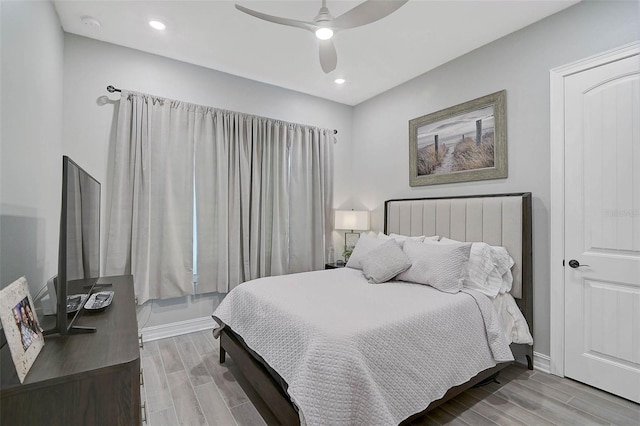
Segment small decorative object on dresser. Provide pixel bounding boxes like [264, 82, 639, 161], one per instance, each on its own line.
[84, 291, 115, 312]
[0, 277, 44, 383]
[409, 90, 507, 186]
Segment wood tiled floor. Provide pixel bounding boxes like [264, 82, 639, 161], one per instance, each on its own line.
[141, 331, 639, 426]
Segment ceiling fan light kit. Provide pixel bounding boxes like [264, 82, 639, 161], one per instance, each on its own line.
[315, 27, 334, 40]
[235, 0, 408, 73]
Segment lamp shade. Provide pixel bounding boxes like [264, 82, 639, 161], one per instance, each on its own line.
[334, 210, 370, 231]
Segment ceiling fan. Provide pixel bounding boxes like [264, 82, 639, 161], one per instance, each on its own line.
[235, 0, 408, 73]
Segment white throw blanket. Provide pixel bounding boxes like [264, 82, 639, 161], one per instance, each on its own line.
[213, 268, 513, 426]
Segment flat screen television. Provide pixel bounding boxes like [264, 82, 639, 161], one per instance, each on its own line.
[55, 156, 102, 334]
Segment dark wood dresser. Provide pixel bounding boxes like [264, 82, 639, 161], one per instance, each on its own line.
[0, 275, 143, 425]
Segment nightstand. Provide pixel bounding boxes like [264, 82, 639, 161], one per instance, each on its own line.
[325, 262, 346, 269]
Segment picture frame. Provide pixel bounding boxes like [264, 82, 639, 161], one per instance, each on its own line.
[409, 90, 507, 186]
[0, 276, 45, 383]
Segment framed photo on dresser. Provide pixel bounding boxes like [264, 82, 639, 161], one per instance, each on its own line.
[0, 276, 44, 383]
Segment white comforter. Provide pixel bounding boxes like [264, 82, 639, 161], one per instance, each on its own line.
[213, 267, 513, 426]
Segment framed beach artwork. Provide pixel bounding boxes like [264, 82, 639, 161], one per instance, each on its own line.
[0, 276, 45, 383]
[409, 90, 507, 186]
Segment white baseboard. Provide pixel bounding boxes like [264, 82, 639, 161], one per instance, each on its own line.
[139, 316, 216, 343]
[533, 351, 551, 374]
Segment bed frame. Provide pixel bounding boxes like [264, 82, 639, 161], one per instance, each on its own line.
[219, 192, 533, 425]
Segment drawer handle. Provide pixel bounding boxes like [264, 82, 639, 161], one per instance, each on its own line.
[140, 368, 144, 387]
[141, 402, 148, 424]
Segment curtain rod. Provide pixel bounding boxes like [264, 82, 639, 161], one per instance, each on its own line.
[106, 85, 337, 135]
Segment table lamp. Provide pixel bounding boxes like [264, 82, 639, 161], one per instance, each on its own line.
[334, 210, 370, 261]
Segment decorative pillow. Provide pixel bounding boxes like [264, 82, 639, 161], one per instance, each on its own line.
[346, 234, 387, 270]
[377, 232, 439, 247]
[396, 240, 471, 293]
[360, 240, 411, 283]
[439, 237, 515, 296]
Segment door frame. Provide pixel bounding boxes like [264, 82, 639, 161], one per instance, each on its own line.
[549, 41, 639, 377]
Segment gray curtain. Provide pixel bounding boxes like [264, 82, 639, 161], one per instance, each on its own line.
[289, 126, 334, 273]
[105, 92, 194, 304]
[106, 91, 334, 300]
[195, 116, 334, 294]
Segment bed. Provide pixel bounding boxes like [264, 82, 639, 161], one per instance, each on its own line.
[213, 192, 533, 425]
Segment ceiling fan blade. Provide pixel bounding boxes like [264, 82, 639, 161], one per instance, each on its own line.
[235, 4, 316, 32]
[319, 39, 337, 74]
[332, 0, 408, 30]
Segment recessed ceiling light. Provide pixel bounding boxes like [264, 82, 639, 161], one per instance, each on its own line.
[315, 27, 334, 40]
[334, 78, 346, 85]
[149, 20, 166, 31]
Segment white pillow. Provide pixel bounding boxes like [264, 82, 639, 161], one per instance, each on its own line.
[346, 234, 386, 270]
[377, 232, 439, 247]
[492, 292, 533, 345]
[439, 238, 515, 297]
[491, 246, 515, 294]
[435, 239, 500, 297]
[360, 240, 411, 283]
[396, 240, 471, 293]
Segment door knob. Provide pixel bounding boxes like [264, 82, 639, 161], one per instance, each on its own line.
[568, 259, 589, 269]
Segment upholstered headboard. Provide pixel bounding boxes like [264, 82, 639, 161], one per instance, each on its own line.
[384, 193, 532, 318]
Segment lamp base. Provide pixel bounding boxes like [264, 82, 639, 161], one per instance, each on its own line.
[343, 231, 361, 261]
[345, 232, 360, 249]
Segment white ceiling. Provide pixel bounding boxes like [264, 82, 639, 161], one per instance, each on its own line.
[53, 0, 580, 105]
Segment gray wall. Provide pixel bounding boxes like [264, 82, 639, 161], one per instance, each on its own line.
[62, 34, 354, 327]
[350, 0, 640, 356]
[0, 0, 64, 311]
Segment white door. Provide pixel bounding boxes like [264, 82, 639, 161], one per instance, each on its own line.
[564, 52, 640, 403]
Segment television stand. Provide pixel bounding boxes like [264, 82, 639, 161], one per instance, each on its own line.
[41, 320, 96, 335]
[83, 282, 113, 289]
[41, 321, 97, 336]
[68, 325, 97, 334]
